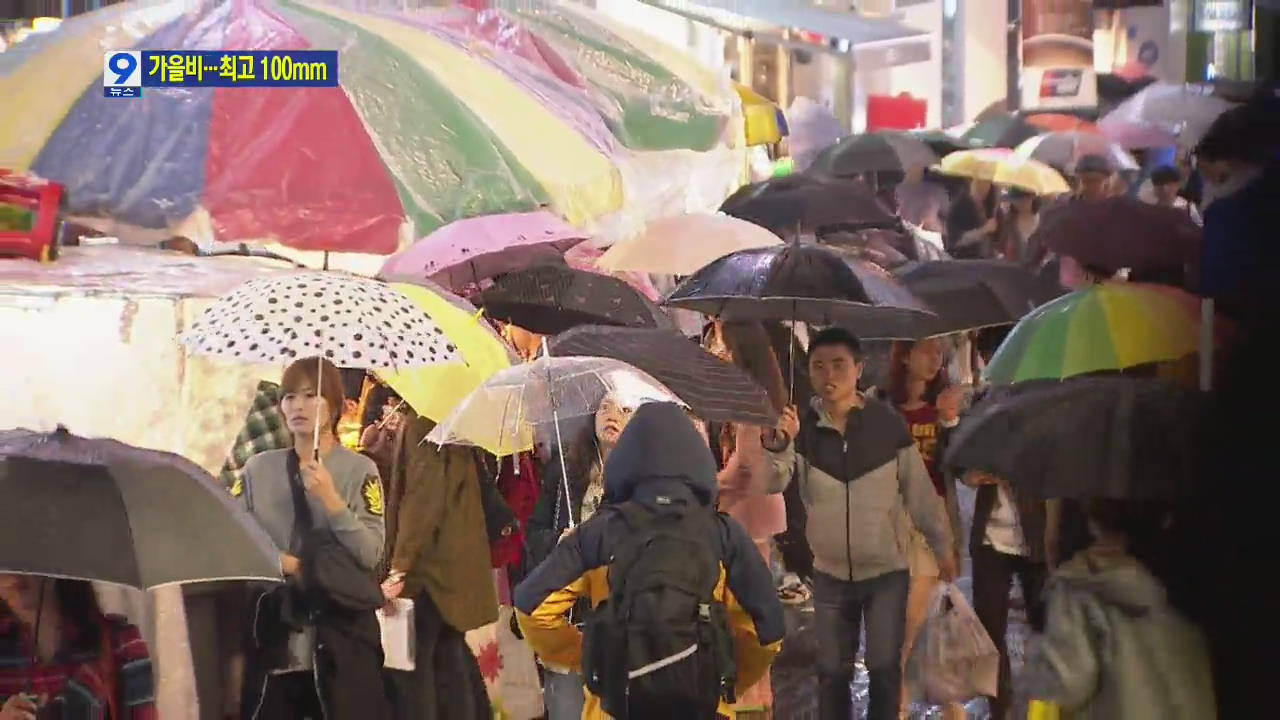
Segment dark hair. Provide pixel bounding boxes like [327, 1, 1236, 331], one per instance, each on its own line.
[1151, 165, 1181, 186]
[975, 326, 1011, 364]
[0, 579, 105, 655]
[887, 340, 950, 406]
[360, 381, 401, 429]
[718, 321, 788, 413]
[338, 369, 366, 409]
[1082, 499, 1159, 536]
[280, 357, 346, 436]
[57, 579, 105, 654]
[1195, 105, 1277, 162]
[554, 419, 602, 498]
[808, 327, 863, 361]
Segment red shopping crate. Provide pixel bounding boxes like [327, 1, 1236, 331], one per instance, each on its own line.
[867, 93, 927, 131]
[0, 169, 65, 263]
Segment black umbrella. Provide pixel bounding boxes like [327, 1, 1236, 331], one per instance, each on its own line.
[0, 427, 281, 589]
[959, 111, 1041, 149]
[719, 175, 897, 234]
[944, 377, 1203, 500]
[548, 325, 778, 427]
[809, 131, 940, 178]
[476, 265, 671, 335]
[909, 129, 968, 158]
[1036, 196, 1201, 282]
[894, 259, 1067, 335]
[663, 244, 936, 340]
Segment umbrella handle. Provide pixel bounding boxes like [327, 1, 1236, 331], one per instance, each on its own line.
[541, 338, 574, 529]
[789, 301, 797, 405]
[1199, 299, 1214, 392]
[26, 578, 47, 693]
[313, 356, 323, 461]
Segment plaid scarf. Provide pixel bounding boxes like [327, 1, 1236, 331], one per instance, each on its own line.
[218, 381, 291, 496]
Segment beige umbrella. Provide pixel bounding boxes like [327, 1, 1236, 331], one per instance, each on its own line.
[597, 212, 782, 275]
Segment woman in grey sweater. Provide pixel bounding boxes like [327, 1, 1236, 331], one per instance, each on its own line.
[233, 356, 386, 718]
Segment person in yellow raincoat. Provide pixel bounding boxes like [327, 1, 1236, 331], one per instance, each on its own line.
[514, 402, 787, 719]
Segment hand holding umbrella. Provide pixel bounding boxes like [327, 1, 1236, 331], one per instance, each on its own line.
[298, 454, 343, 514]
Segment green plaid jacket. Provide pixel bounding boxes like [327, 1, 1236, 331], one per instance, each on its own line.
[219, 381, 291, 497]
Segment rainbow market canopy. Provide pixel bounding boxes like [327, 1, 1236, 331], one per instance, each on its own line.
[0, 0, 744, 262]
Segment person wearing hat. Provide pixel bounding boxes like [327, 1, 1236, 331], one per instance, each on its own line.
[1073, 154, 1114, 203]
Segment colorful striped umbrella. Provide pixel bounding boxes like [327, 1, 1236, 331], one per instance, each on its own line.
[983, 282, 1199, 385]
[0, 0, 739, 257]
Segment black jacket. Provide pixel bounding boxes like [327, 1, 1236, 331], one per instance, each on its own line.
[243, 529, 390, 720]
[527, 444, 594, 569]
[513, 403, 785, 698]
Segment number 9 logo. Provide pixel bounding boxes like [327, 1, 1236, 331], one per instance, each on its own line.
[103, 51, 141, 87]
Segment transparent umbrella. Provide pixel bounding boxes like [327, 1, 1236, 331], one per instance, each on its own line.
[427, 354, 683, 527]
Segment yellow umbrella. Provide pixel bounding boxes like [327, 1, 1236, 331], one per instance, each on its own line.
[935, 148, 1070, 195]
[378, 282, 517, 427]
[735, 83, 784, 146]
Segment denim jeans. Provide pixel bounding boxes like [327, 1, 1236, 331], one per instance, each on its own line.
[543, 669, 586, 720]
[812, 569, 910, 720]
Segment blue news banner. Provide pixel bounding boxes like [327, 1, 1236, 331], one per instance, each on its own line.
[103, 50, 339, 98]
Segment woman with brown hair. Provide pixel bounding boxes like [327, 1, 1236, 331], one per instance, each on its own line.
[883, 338, 965, 720]
[704, 319, 790, 718]
[234, 356, 387, 719]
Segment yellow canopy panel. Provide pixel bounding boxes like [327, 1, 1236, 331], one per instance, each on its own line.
[734, 83, 785, 147]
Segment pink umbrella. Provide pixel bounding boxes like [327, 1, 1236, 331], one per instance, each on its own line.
[379, 211, 588, 291]
[564, 243, 661, 301]
[1097, 117, 1178, 149]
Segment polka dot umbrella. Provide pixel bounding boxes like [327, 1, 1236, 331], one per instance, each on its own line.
[181, 272, 463, 448]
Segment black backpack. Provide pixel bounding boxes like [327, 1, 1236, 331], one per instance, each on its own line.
[582, 501, 737, 719]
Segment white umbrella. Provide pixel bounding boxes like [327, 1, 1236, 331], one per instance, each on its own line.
[182, 271, 463, 447]
[597, 213, 782, 275]
[1099, 83, 1234, 148]
[1015, 132, 1140, 172]
[427, 354, 684, 526]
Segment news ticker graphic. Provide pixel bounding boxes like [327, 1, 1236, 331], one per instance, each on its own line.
[103, 50, 339, 97]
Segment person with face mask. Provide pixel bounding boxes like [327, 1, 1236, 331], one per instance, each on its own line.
[763, 328, 956, 720]
[1194, 102, 1279, 317]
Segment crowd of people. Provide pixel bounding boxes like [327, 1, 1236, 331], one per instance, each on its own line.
[0, 92, 1274, 720]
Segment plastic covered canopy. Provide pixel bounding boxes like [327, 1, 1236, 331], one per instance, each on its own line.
[0, 0, 743, 257]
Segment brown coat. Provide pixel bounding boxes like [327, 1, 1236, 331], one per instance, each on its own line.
[389, 414, 497, 633]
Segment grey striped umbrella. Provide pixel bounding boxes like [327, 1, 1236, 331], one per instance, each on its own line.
[549, 325, 778, 426]
[0, 427, 281, 589]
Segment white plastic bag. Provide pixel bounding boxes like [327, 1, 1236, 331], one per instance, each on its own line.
[377, 598, 416, 671]
[906, 583, 1000, 704]
[497, 606, 545, 720]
